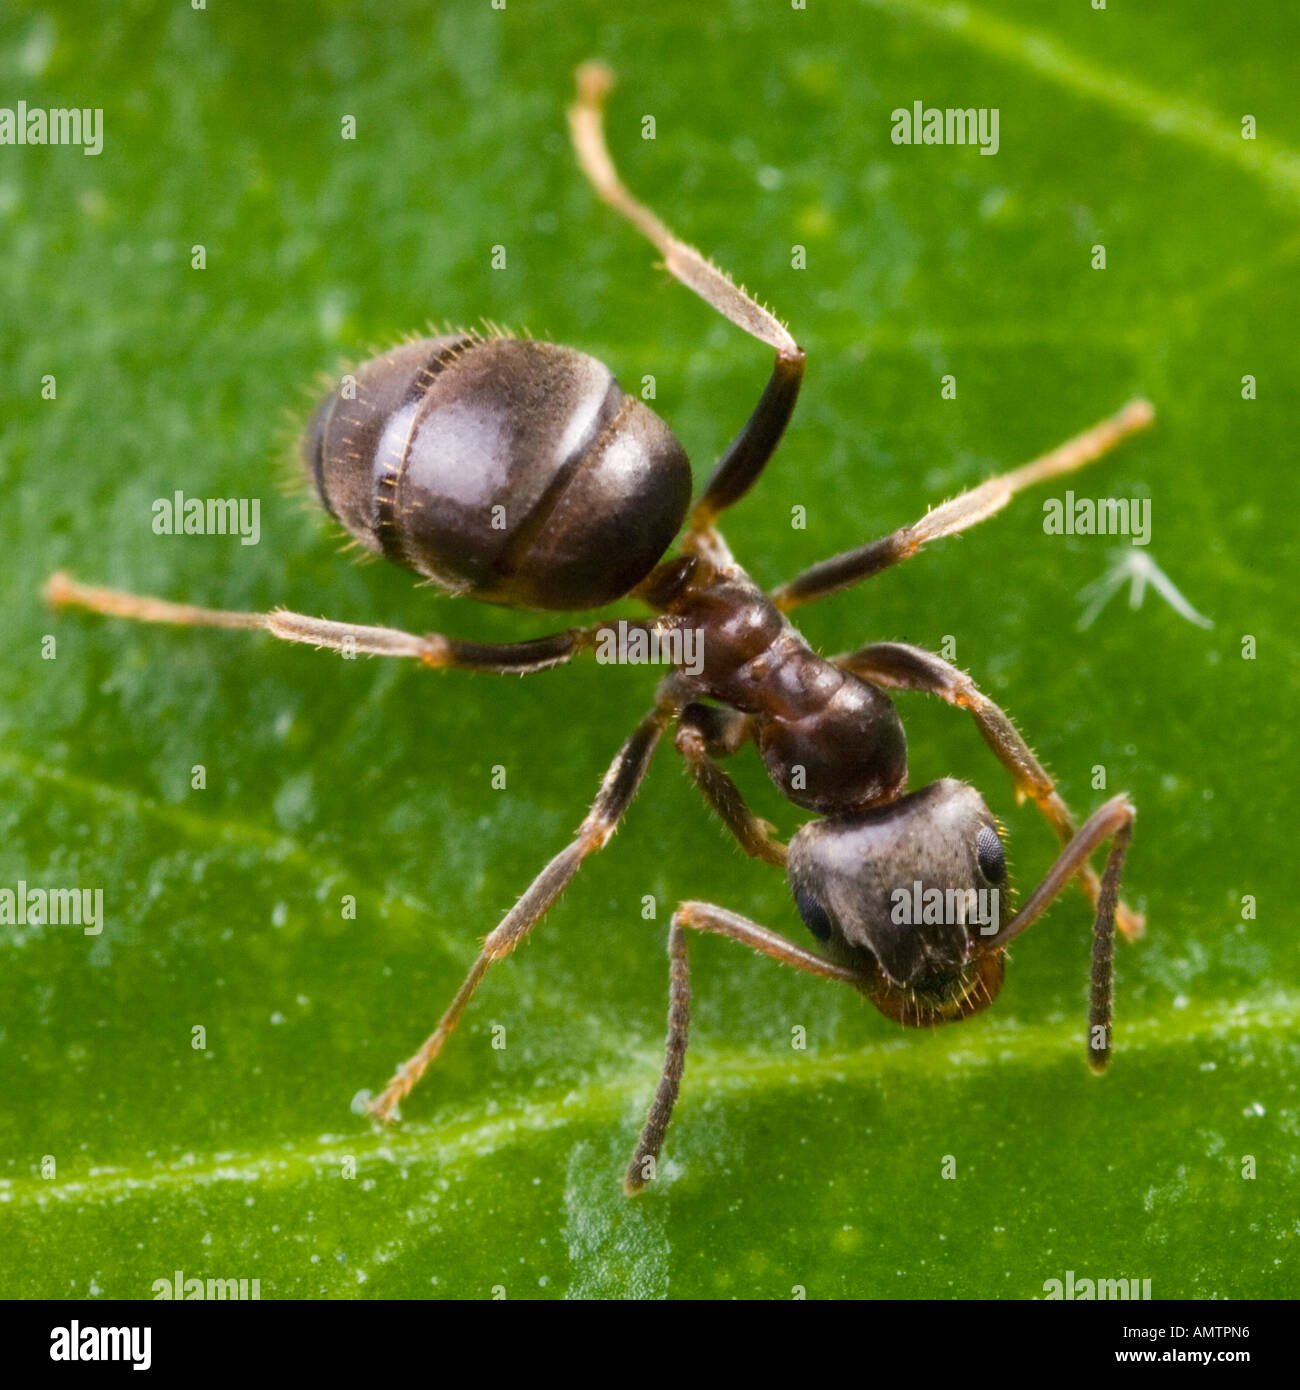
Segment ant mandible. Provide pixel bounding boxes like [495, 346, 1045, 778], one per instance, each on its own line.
[47, 63, 1151, 1195]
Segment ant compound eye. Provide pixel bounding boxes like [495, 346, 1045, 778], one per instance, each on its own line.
[976, 823, 1006, 884]
[793, 884, 834, 942]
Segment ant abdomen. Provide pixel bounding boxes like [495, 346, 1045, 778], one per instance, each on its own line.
[304, 334, 693, 611]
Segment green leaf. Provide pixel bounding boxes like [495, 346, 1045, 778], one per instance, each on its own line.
[2, 0, 1295, 1299]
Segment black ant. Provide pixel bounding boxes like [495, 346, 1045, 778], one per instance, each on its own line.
[47, 63, 1150, 1194]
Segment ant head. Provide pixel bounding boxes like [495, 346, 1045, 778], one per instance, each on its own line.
[786, 778, 1009, 1025]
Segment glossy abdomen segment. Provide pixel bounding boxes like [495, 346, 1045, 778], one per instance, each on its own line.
[305, 335, 692, 611]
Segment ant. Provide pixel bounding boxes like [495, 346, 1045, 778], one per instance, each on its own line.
[47, 63, 1151, 1195]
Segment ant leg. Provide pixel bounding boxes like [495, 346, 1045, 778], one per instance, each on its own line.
[370, 702, 673, 1122]
[677, 701, 754, 757]
[674, 707, 787, 868]
[625, 901, 863, 1194]
[45, 571, 664, 674]
[837, 641, 1143, 940]
[981, 794, 1135, 1073]
[771, 399, 1155, 612]
[568, 63, 805, 531]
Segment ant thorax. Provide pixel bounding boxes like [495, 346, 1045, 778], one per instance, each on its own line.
[644, 551, 909, 815]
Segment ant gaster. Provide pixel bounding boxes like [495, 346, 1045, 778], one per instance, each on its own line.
[48, 63, 1150, 1195]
